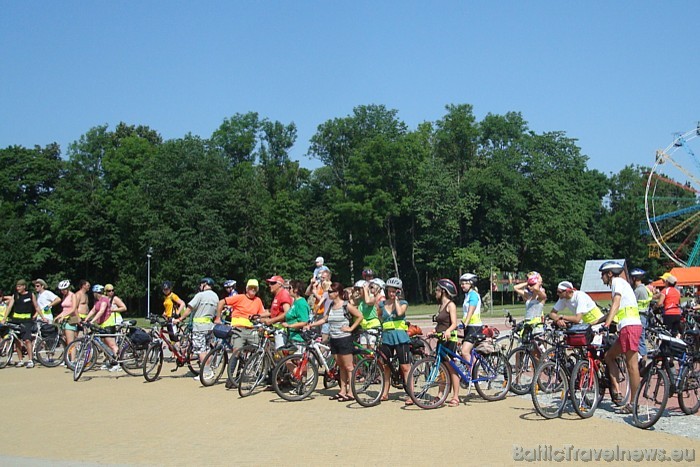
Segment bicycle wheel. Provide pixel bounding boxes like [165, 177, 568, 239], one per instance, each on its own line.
[569, 360, 600, 418]
[200, 345, 229, 387]
[351, 357, 385, 407]
[143, 342, 163, 382]
[272, 354, 320, 401]
[182, 335, 200, 376]
[119, 341, 145, 376]
[35, 336, 66, 367]
[226, 345, 255, 389]
[323, 354, 340, 389]
[238, 350, 269, 397]
[633, 365, 670, 429]
[473, 352, 511, 401]
[0, 337, 14, 368]
[677, 359, 700, 415]
[495, 333, 520, 356]
[507, 347, 536, 395]
[64, 338, 98, 371]
[406, 356, 450, 409]
[531, 360, 568, 419]
[610, 355, 630, 406]
[73, 340, 94, 381]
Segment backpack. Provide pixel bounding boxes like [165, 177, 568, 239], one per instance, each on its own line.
[342, 301, 362, 336]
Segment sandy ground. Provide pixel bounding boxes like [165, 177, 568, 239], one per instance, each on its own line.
[0, 361, 698, 467]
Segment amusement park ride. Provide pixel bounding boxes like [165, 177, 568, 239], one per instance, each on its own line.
[645, 124, 700, 266]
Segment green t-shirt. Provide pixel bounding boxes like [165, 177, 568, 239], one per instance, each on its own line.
[358, 300, 377, 321]
[286, 298, 310, 342]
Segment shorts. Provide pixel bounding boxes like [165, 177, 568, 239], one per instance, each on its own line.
[62, 322, 78, 332]
[231, 328, 259, 350]
[380, 343, 411, 365]
[618, 325, 642, 353]
[100, 326, 117, 335]
[321, 323, 330, 335]
[663, 315, 682, 336]
[15, 321, 36, 341]
[359, 330, 378, 347]
[192, 330, 212, 354]
[330, 335, 355, 355]
[462, 325, 483, 344]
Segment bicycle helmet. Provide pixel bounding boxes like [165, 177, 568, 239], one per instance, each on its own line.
[362, 268, 374, 279]
[58, 280, 71, 290]
[92, 284, 105, 294]
[629, 268, 646, 278]
[162, 281, 172, 290]
[369, 278, 385, 290]
[598, 261, 624, 275]
[386, 277, 403, 290]
[200, 277, 215, 287]
[526, 271, 541, 286]
[354, 280, 367, 288]
[459, 273, 478, 284]
[437, 279, 458, 298]
[223, 279, 237, 288]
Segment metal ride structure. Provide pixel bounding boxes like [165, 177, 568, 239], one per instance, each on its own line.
[645, 125, 700, 266]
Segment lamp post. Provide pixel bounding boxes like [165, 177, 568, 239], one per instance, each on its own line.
[147, 247, 153, 319]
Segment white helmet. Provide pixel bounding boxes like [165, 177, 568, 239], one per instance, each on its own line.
[386, 277, 403, 289]
[370, 278, 385, 290]
[354, 280, 367, 288]
[599, 261, 624, 275]
[58, 280, 71, 290]
[459, 273, 478, 284]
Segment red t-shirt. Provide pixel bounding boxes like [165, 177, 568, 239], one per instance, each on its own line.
[270, 289, 293, 318]
[662, 287, 681, 316]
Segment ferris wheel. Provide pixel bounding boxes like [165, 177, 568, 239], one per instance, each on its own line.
[645, 125, 700, 267]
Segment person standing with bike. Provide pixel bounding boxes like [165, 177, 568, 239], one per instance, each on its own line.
[34, 279, 60, 324]
[85, 284, 120, 370]
[162, 281, 185, 342]
[3, 279, 42, 368]
[104, 284, 127, 326]
[548, 281, 604, 328]
[630, 268, 652, 363]
[54, 280, 78, 363]
[459, 273, 482, 364]
[600, 261, 643, 415]
[379, 277, 411, 403]
[175, 278, 219, 380]
[433, 279, 461, 407]
[352, 280, 381, 349]
[264, 280, 309, 347]
[654, 273, 682, 337]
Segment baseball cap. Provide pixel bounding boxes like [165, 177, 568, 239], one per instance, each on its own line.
[315, 256, 324, 264]
[16, 279, 27, 287]
[104, 284, 115, 291]
[659, 273, 677, 285]
[33, 278, 48, 288]
[265, 275, 284, 284]
[557, 281, 575, 292]
[246, 279, 259, 289]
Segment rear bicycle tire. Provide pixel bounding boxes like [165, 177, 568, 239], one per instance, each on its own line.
[226, 345, 255, 389]
[272, 354, 319, 401]
[143, 343, 164, 382]
[238, 350, 268, 397]
[200, 345, 228, 387]
[507, 347, 536, 395]
[407, 356, 450, 409]
[119, 341, 144, 376]
[35, 336, 66, 367]
[473, 352, 511, 401]
[323, 354, 339, 389]
[569, 360, 600, 418]
[73, 340, 93, 381]
[64, 338, 98, 371]
[351, 357, 385, 407]
[531, 360, 568, 419]
[633, 365, 670, 429]
[0, 337, 14, 368]
[678, 360, 700, 415]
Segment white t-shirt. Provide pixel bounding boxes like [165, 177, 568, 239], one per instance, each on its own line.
[610, 277, 641, 329]
[552, 290, 596, 316]
[36, 290, 58, 322]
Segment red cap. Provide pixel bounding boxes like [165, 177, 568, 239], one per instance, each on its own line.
[265, 275, 284, 284]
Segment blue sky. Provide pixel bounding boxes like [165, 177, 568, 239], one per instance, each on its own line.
[2, 1, 699, 175]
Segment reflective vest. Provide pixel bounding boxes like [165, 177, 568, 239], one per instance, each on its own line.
[361, 318, 381, 330]
[193, 316, 212, 324]
[99, 312, 116, 328]
[582, 307, 604, 325]
[382, 320, 408, 331]
[615, 305, 640, 323]
[230, 317, 253, 328]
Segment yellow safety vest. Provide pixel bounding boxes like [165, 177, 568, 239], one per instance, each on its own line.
[99, 312, 116, 328]
[13, 313, 31, 320]
[361, 318, 381, 330]
[615, 305, 640, 323]
[382, 320, 408, 331]
[230, 317, 253, 328]
[193, 316, 212, 324]
[582, 307, 604, 325]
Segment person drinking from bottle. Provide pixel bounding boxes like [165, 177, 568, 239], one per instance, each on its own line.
[379, 277, 411, 402]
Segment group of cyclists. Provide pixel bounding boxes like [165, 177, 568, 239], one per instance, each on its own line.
[0, 257, 697, 420]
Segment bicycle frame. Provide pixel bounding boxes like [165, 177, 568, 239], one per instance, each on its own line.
[434, 341, 497, 386]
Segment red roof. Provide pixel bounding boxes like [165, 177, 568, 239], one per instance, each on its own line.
[650, 267, 700, 287]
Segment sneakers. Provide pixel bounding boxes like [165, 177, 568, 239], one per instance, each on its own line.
[25, 361, 35, 369]
[15, 360, 25, 367]
[100, 363, 111, 371]
[109, 365, 122, 372]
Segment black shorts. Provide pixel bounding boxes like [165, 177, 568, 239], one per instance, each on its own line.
[330, 335, 355, 355]
[380, 343, 411, 365]
[462, 325, 484, 344]
[663, 315, 682, 336]
[15, 321, 36, 341]
[100, 326, 117, 335]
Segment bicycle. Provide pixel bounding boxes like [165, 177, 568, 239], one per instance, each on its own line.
[0, 323, 28, 368]
[65, 320, 143, 372]
[143, 316, 199, 382]
[33, 322, 67, 367]
[72, 322, 145, 381]
[406, 333, 512, 409]
[199, 322, 236, 387]
[237, 322, 287, 397]
[632, 326, 700, 429]
[495, 311, 523, 357]
[507, 319, 553, 395]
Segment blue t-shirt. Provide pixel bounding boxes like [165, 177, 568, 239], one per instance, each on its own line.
[462, 290, 482, 326]
[379, 300, 410, 345]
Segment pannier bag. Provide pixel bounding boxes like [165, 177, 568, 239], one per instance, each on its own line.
[475, 337, 497, 354]
[564, 323, 592, 347]
[213, 323, 233, 339]
[40, 323, 59, 338]
[658, 333, 688, 358]
[129, 328, 151, 349]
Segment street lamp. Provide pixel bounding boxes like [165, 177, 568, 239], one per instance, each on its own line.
[147, 247, 153, 319]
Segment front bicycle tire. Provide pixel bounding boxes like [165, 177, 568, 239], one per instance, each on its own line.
[633, 365, 670, 429]
[272, 354, 319, 401]
[473, 352, 511, 401]
[323, 354, 339, 389]
[0, 337, 14, 368]
[351, 357, 385, 407]
[35, 336, 66, 367]
[200, 345, 228, 387]
[143, 343, 164, 382]
[611, 355, 630, 406]
[678, 359, 700, 415]
[119, 341, 144, 376]
[73, 340, 93, 381]
[531, 360, 568, 419]
[64, 338, 98, 371]
[569, 360, 600, 418]
[407, 356, 450, 409]
[226, 345, 255, 389]
[238, 350, 268, 397]
[181, 335, 200, 376]
[507, 347, 536, 395]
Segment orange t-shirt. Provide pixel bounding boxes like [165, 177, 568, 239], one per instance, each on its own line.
[224, 294, 265, 327]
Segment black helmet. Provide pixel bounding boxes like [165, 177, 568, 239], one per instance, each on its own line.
[200, 277, 215, 287]
[362, 268, 374, 279]
[437, 279, 458, 298]
[162, 281, 173, 290]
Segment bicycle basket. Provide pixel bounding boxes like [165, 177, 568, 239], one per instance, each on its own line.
[564, 323, 592, 347]
[213, 323, 233, 339]
[128, 328, 151, 349]
[40, 323, 58, 338]
[658, 334, 688, 358]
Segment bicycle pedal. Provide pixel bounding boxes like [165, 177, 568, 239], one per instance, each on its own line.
[170, 368, 179, 372]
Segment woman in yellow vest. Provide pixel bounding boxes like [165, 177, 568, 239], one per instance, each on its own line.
[379, 277, 411, 403]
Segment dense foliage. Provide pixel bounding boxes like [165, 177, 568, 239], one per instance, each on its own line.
[0, 105, 665, 310]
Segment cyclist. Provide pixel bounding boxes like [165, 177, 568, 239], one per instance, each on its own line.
[654, 273, 682, 337]
[85, 284, 120, 370]
[600, 261, 642, 414]
[630, 268, 651, 362]
[368, 278, 386, 304]
[459, 273, 482, 364]
[4, 279, 42, 368]
[175, 278, 219, 381]
[265, 280, 309, 348]
[514, 271, 547, 351]
[266, 275, 293, 322]
[104, 284, 127, 326]
[162, 281, 185, 341]
[361, 268, 374, 281]
[433, 279, 461, 407]
[216, 279, 268, 387]
[352, 280, 381, 349]
[379, 277, 411, 402]
[548, 281, 604, 327]
[54, 280, 79, 362]
[33, 279, 60, 324]
[223, 280, 238, 297]
[74, 280, 91, 323]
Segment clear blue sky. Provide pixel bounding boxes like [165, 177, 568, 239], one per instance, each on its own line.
[2, 1, 699, 175]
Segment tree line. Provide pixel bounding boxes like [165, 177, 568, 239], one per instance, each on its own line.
[0, 104, 666, 312]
